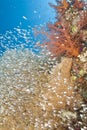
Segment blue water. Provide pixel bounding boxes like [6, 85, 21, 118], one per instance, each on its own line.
[0, 0, 56, 56]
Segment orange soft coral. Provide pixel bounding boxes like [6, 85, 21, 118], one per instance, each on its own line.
[44, 22, 80, 57]
[40, 0, 87, 58]
[49, 0, 69, 14]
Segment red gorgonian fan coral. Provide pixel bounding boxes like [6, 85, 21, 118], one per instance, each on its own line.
[41, 0, 87, 57]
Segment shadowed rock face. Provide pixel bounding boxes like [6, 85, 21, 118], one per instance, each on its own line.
[44, 57, 74, 109]
[40, 57, 82, 129]
[0, 51, 82, 130]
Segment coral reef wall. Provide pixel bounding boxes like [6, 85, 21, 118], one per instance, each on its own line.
[0, 0, 87, 130]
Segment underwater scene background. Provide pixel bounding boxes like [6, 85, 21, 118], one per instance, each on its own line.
[0, 0, 56, 55]
[0, 0, 87, 130]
